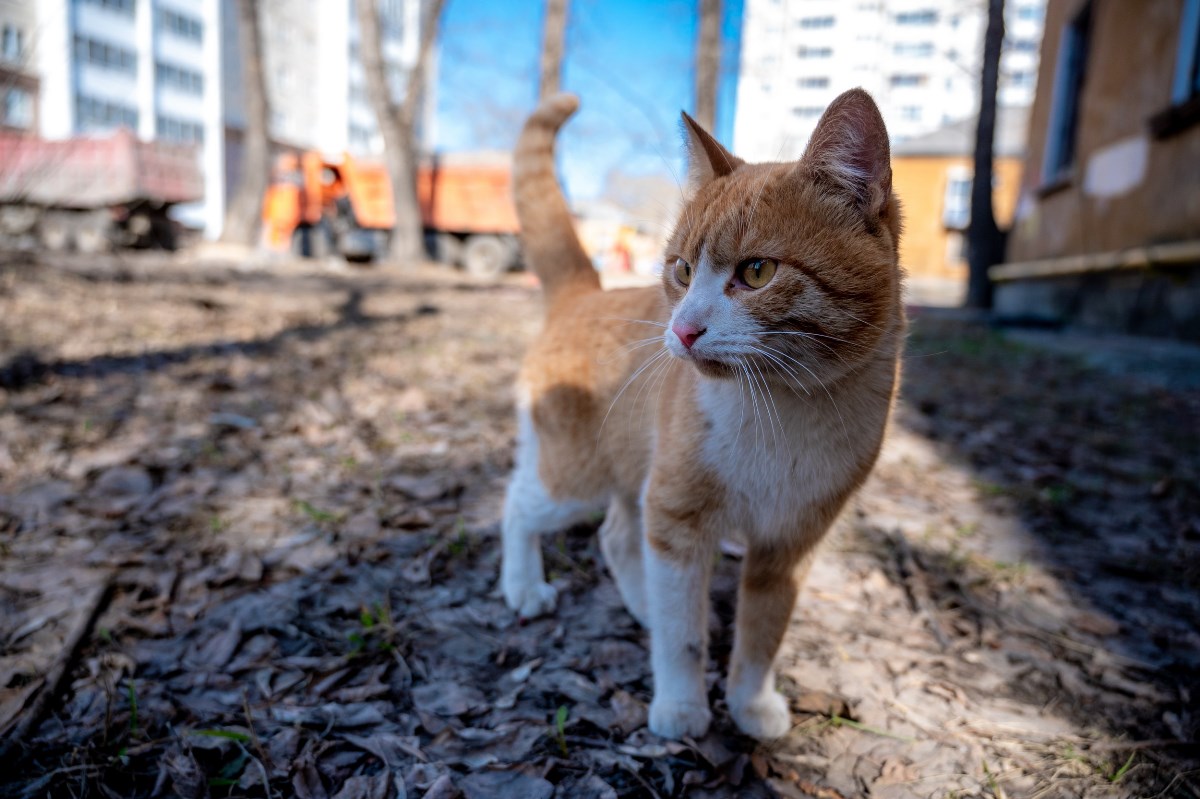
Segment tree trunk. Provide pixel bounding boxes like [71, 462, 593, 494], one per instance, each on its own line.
[694, 0, 721, 131]
[539, 0, 569, 100]
[220, 0, 271, 246]
[966, 0, 1006, 310]
[357, 0, 446, 266]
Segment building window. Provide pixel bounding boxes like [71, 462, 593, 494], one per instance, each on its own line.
[156, 114, 204, 144]
[890, 74, 926, 87]
[156, 62, 204, 95]
[75, 0, 135, 14]
[792, 106, 823, 118]
[1043, 2, 1091, 182]
[797, 46, 833, 58]
[380, 0, 405, 39]
[900, 105, 921, 122]
[1010, 38, 1039, 53]
[893, 42, 934, 57]
[75, 94, 138, 131]
[895, 10, 937, 25]
[74, 35, 137, 75]
[943, 170, 972, 230]
[2, 25, 23, 61]
[3, 88, 33, 128]
[1006, 70, 1036, 89]
[797, 76, 830, 89]
[157, 8, 203, 42]
[349, 123, 373, 150]
[1171, 0, 1200, 104]
[1016, 4, 1042, 22]
[798, 16, 834, 29]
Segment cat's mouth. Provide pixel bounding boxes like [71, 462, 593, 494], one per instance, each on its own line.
[689, 355, 735, 379]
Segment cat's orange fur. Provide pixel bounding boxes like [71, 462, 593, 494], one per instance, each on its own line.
[501, 90, 905, 740]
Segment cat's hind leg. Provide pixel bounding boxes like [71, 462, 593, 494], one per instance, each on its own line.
[598, 493, 648, 627]
[501, 409, 599, 619]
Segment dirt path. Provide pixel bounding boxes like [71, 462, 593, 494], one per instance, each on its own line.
[1, 253, 1196, 798]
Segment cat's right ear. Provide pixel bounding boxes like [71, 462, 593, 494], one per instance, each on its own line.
[801, 88, 893, 221]
[681, 112, 744, 190]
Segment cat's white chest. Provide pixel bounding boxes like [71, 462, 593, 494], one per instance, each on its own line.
[693, 378, 849, 540]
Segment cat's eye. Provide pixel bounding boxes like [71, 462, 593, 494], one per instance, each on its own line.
[738, 258, 778, 289]
[673, 258, 693, 286]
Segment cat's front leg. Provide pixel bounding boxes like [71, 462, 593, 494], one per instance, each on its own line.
[643, 523, 715, 739]
[726, 544, 815, 740]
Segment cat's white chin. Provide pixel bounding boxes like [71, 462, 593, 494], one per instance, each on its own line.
[675, 353, 735, 379]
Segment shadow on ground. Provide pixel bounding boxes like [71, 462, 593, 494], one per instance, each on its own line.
[1, 256, 1197, 798]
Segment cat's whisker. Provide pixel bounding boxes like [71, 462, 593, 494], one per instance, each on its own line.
[631, 350, 673, 431]
[743, 168, 774, 236]
[738, 360, 767, 453]
[598, 335, 667, 364]
[645, 350, 674, 424]
[760, 344, 852, 446]
[599, 316, 669, 329]
[750, 330, 869, 361]
[750, 343, 814, 397]
[759, 355, 808, 404]
[749, 359, 787, 456]
[834, 308, 887, 333]
[598, 348, 670, 443]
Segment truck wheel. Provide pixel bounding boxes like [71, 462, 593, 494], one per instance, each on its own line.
[434, 232, 463, 266]
[462, 235, 507, 279]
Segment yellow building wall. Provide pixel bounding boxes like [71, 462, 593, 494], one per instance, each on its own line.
[892, 155, 1023, 282]
[1009, 0, 1200, 262]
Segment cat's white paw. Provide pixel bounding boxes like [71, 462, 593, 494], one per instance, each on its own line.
[648, 698, 712, 739]
[503, 580, 558, 619]
[728, 690, 791, 740]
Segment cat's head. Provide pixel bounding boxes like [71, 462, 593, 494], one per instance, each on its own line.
[661, 88, 902, 388]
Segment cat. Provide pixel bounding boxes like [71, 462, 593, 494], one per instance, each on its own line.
[500, 88, 905, 741]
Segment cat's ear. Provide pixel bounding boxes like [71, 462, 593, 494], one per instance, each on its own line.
[801, 88, 893, 220]
[681, 111, 744, 189]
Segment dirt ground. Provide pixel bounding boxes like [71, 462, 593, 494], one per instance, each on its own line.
[1, 252, 1197, 799]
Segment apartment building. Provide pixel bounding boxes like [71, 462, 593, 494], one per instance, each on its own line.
[0, 0, 38, 131]
[733, 0, 1046, 160]
[11, 0, 427, 237]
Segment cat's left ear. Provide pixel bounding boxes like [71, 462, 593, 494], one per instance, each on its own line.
[681, 111, 745, 190]
[801, 88, 893, 221]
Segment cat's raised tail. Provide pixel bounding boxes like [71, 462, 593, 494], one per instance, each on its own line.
[513, 93, 601, 302]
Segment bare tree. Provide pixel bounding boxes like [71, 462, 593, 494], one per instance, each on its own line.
[357, 0, 447, 265]
[221, 0, 271, 247]
[538, 0, 569, 100]
[966, 0, 1006, 309]
[694, 0, 721, 131]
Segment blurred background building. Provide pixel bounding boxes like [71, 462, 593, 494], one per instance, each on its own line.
[733, 0, 1045, 160]
[994, 0, 1200, 340]
[0, 0, 432, 237]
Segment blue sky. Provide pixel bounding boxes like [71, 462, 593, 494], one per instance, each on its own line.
[434, 0, 744, 202]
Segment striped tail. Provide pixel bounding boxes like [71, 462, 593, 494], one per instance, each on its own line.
[513, 94, 600, 301]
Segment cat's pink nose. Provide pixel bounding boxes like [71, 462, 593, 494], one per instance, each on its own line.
[672, 323, 706, 350]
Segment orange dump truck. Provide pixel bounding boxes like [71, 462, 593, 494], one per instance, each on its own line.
[262, 151, 395, 262]
[419, 152, 521, 277]
[0, 129, 202, 252]
[264, 150, 521, 274]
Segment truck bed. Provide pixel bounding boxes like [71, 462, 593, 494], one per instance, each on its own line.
[0, 129, 203, 208]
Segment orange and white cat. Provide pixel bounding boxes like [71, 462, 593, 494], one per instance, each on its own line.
[501, 89, 904, 740]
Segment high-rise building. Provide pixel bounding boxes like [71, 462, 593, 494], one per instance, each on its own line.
[0, 0, 40, 132]
[10, 0, 429, 238]
[733, 0, 1046, 162]
[26, 0, 223, 231]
